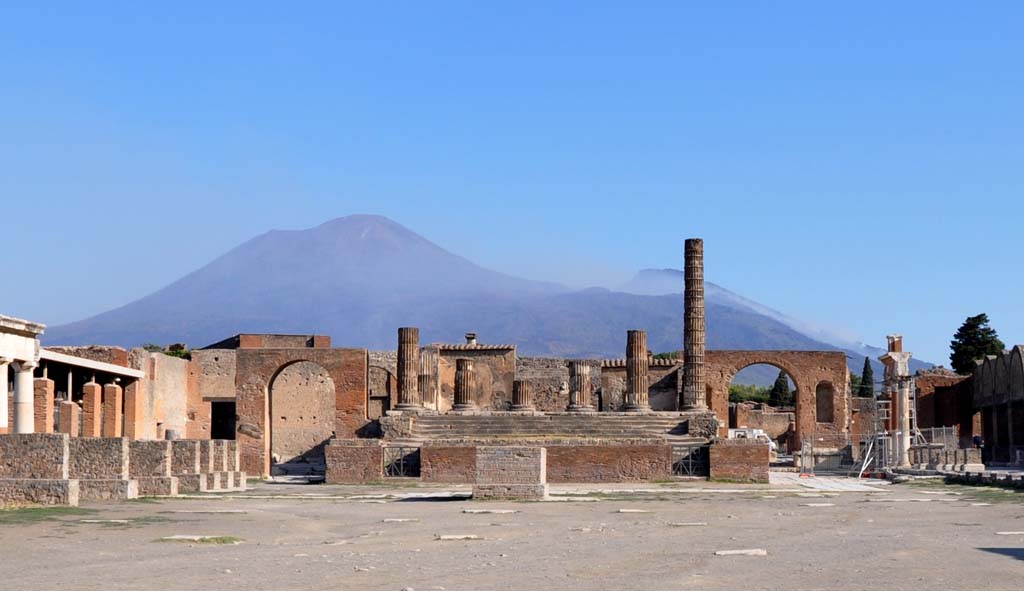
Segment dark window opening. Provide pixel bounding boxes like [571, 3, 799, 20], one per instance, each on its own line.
[211, 401, 236, 440]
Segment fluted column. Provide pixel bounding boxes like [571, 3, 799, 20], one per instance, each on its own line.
[453, 359, 476, 411]
[396, 327, 421, 409]
[417, 347, 438, 410]
[625, 330, 650, 411]
[567, 361, 595, 412]
[0, 358, 9, 434]
[511, 380, 534, 411]
[13, 361, 37, 434]
[683, 238, 707, 410]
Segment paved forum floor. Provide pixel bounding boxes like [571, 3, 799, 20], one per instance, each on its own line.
[1, 476, 1022, 590]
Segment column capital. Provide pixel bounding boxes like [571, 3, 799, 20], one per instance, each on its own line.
[16, 360, 38, 371]
[0, 356, 10, 365]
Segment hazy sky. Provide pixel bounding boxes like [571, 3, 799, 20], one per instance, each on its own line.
[2, 3, 1022, 363]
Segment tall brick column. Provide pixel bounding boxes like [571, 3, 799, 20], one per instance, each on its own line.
[123, 379, 145, 439]
[418, 347, 438, 409]
[58, 401, 80, 437]
[453, 359, 476, 411]
[33, 378, 54, 433]
[82, 381, 102, 437]
[625, 330, 650, 411]
[396, 327, 421, 410]
[511, 380, 534, 411]
[102, 382, 123, 438]
[682, 238, 707, 410]
[567, 361, 595, 412]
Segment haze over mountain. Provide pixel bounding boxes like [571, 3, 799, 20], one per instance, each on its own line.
[44, 215, 929, 382]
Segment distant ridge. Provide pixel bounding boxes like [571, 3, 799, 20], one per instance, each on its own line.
[44, 215, 930, 381]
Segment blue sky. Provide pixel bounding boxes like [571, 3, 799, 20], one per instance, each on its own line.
[2, 3, 1021, 363]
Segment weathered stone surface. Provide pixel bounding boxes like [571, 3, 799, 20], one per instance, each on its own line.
[70, 437, 129, 479]
[625, 330, 650, 411]
[129, 440, 172, 478]
[566, 361, 595, 412]
[136, 476, 178, 496]
[57, 401, 79, 437]
[33, 378, 54, 433]
[473, 446, 547, 500]
[324, 440, 383, 483]
[546, 444, 672, 483]
[0, 433, 69, 479]
[453, 359, 476, 411]
[102, 383, 123, 438]
[81, 383, 102, 438]
[396, 327, 421, 409]
[709, 439, 769, 483]
[78, 478, 138, 501]
[175, 473, 209, 493]
[0, 478, 79, 507]
[683, 238, 706, 410]
[511, 380, 534, 411]
[421, 445, 476, 484]
[170, 440, 201, 475]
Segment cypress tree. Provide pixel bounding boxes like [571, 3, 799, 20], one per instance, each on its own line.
[859, 357, 874, 397]
[769, 370, 791, 407]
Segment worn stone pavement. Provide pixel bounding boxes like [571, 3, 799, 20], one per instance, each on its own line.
[1, 477, 1022, 590]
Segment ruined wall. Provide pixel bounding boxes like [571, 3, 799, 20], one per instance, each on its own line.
[128, 349, 191, 439]
[438, 347, 515, 411]
[601, 361, 679, 411]
[0, 433, 70, 479]
[516, 357, 602, 411]
[849, 396, 877, 445]
[129, 440, 172, 477]
[916, 369, 969, 429]
[233, 348, 368, 476]
[420, 445, 476, 484]
[269, 361, 336, 463]
[545, 444, 672, 482]
[709, 439, 770, 483]
[324, 440, 383, 483]
[368, 350, 398, 417]
[68, 438, 129, 479]
[731, 403, 793, 441]
[45, 346, 129, 367]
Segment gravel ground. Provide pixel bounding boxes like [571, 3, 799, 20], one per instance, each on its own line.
[2, 478, 1022, 590]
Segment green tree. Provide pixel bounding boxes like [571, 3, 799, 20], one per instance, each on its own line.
[849, 373, 862, 397]
[858, 357, 874, 397]
[768, 370, 792, 407]
[728, 383, 771, 404]
[950, 313, 1005, 375]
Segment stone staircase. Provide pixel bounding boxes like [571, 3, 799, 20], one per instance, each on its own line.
[396, 413, 709, 445]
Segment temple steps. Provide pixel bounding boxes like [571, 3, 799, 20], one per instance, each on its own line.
[402, 413, 708, 442]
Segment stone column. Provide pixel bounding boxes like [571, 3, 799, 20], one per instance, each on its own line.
[58, 401, 80, 437]
[453, 359, 476, 411]
[82, 381, 103, 437]
[683, 238, 707, 410]
[396, 327, 421, 410]
[625, 330, 650, 411]
[418, 347, 438, 410]
[567, 361, 595, 412]
[33, 377, 54, 433]
[13, 361, 37, 433]
[0, 358, 8, 434]
[512, 380, 534, 411]
[102, 382, 123, 438]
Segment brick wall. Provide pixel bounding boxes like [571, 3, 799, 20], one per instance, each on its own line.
[69, 437, 130, 479]
[420, 445, 476, 484]
[709, 439, 769, 483]
[0, 434, 70, 479]
[546, 444, 672, 483]
[324, 441, 382, 483]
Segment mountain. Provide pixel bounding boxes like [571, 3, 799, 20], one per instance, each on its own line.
[43, 215, 927, 383]
[620, 268, 933, 377]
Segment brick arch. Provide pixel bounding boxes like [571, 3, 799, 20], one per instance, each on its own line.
[705, 350, 849, 443]
[1010, 347, 1024, 401]
[234, 348, 368, 476]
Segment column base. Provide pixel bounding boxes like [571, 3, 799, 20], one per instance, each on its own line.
[623, 404, 651, 413]
[566, 405, 596, 413]
[451, 404, 477, 413]
[510, 405, 536, 412]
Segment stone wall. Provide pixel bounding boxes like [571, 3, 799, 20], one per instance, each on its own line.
[709, 439, 770, 483]
[601, 361, 680, 411]
[69, 438, 129, 479]
[731, 403, 793, 442]
[438, 347, 516, 411]
[368, 350, 398, 417]
[269, 361, 335, 463]
[189, 349, 236, 439]
[420, 445, 476, 484]
[46, 346, 129, 367]
[128, 349, 191, 439]
[324, 440, 383, 483]
[0, 479, 79, 507]
[171, 440, 201, 474]
[545, 444, 672, 483]
[0, 434, 69, 479]
[516, 357, 603, 411]
[473, 447, 547, 499]
[129, 440, 172, 478]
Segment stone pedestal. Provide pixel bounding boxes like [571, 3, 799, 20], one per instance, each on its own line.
[396, 327, 422, 410]
[624, 330, 650, 411]
[453, 359, 476, 411]
[566, 361, 595, 412]
[682, 238, 707, 410]
[511, 380, 534, 411]
[473, 447, 548, 500]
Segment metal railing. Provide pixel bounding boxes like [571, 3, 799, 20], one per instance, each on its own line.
[671, 444, 709, 477]
[383, 446, 421, 478]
